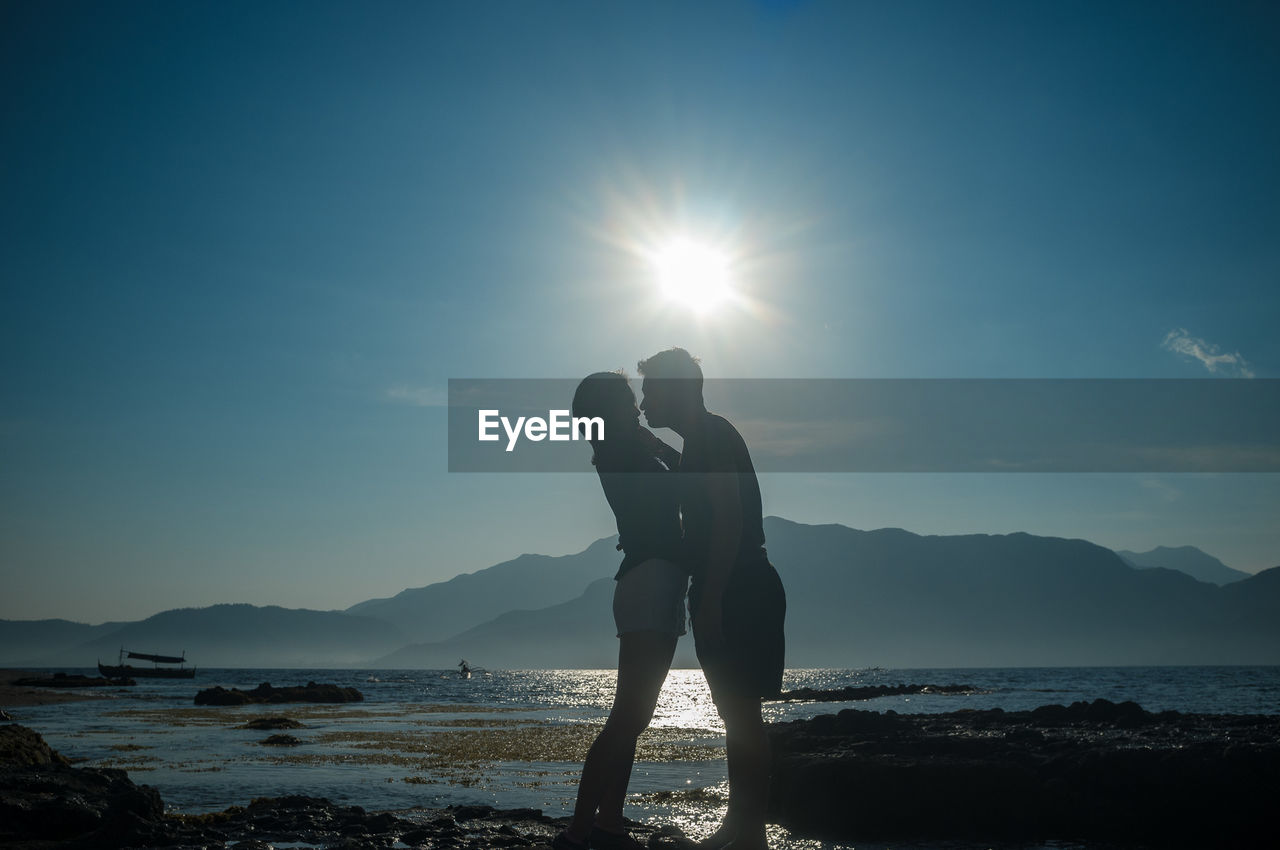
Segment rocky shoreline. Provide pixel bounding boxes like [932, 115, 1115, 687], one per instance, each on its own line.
[0, 723, 683, 850]
[767, 698, 1279, 846]
[4, 697, 1278, 848]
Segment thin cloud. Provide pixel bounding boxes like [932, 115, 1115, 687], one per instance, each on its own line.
[386, 384, 448, 407]
[1140, 477, 1183, 503]
[1161, 329, 1255, 378]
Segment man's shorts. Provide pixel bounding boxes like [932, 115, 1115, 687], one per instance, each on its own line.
[613, 558, 689, 637]
[689, 557, 786, 700]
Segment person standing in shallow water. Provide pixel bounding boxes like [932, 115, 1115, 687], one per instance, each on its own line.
[554, 371, 687, 850]
[637, 348, 786, 850]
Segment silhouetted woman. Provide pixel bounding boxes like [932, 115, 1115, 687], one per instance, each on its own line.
[553, 372, 686, 850]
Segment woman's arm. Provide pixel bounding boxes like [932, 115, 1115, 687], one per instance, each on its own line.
[636, 426, 681, 470]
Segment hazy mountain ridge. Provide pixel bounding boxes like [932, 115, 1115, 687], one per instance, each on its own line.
[344, 537, 621, 644]
[373, 577, 704, 670]
[1115, 545, 1252, 586]
[3, 519, 1275, 669]
[762, 519, 1274, 667]
[370, 518, 1280, 669]
[4, 604, 404, 668]
[0, 619, 126, 667]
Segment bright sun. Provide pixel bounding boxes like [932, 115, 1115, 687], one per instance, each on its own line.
[651, 237, 732, 314]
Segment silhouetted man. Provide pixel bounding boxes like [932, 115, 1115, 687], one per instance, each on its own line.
[637, 348, 786, 850]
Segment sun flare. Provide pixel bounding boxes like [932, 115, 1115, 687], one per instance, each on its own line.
[651, 237, 733, 314]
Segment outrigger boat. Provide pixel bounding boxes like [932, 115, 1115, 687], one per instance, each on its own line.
[98, 648, 196, 679]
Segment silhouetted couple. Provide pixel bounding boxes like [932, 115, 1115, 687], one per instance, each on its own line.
[556, 348, 786, 850]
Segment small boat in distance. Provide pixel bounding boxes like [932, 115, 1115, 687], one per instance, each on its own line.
[98, 648, 196, 679]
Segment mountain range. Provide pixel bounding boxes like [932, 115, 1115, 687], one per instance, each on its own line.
[3, 518, 1275, 669]
[1115, 546, 1252, 586]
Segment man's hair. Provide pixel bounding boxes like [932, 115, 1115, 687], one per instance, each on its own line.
[637, 347, 704, 405]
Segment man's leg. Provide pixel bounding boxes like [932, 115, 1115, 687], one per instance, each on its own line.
[696, 564, 783, 850]
[697, 683, 770, 850]
[719, 691, 770, 850]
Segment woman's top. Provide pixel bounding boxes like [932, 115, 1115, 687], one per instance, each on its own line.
[595, 433, 684, 579]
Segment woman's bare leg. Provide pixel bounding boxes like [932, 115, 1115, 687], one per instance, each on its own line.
[566, 630, 678, 842]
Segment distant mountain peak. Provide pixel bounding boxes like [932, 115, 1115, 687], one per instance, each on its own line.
[1115, 546, 1250, 586]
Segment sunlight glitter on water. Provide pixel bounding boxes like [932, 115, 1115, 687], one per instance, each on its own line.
[649, 668, 721, 732]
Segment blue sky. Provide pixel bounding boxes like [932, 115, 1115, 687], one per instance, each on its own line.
[2, 0, 1278, 622]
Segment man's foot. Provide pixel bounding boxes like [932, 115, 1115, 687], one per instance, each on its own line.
[718, 839, 767, 850]
[552, 830, 590, 850]
[590, 825, 646, 850]
[717, 827, 768, 850]
[693, 825, 735, 850]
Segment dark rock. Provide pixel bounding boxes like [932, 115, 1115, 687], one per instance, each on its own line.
[768, 699, 1280, 846]
[195, 681, 363, 705]
[240, 715, 306, 730]
[0, 725, 164, 845]
[258, 734, 302, 746]
[1, 723, 71, 766]
[365, 811, 401, 832]
[774, 682, 984, 702]
[401, 827, 434, 844]
[449, 803, 498, 820]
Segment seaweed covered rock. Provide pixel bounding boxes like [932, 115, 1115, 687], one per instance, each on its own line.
[0, 723, 70, 767]
[195, 681, 363, 705]
[0, 724, 164, 846]
[240, 715, 306, 730]
[767, 699, 1280, 846]
[774, 682, 983, 702]
[170, 797, 569, 847]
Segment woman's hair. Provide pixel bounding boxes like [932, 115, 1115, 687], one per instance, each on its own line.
[571, 371, 634, 439]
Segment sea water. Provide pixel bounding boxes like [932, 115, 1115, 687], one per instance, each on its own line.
[9, 666, 1279, 849]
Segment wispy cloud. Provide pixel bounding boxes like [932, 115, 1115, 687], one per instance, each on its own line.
[1139, 477, 1182, 503]
[386, 384, 448, 407]
[1160, 329, 1255, 378]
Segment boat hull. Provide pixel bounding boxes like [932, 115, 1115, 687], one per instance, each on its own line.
[98, 662, 195, 679]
